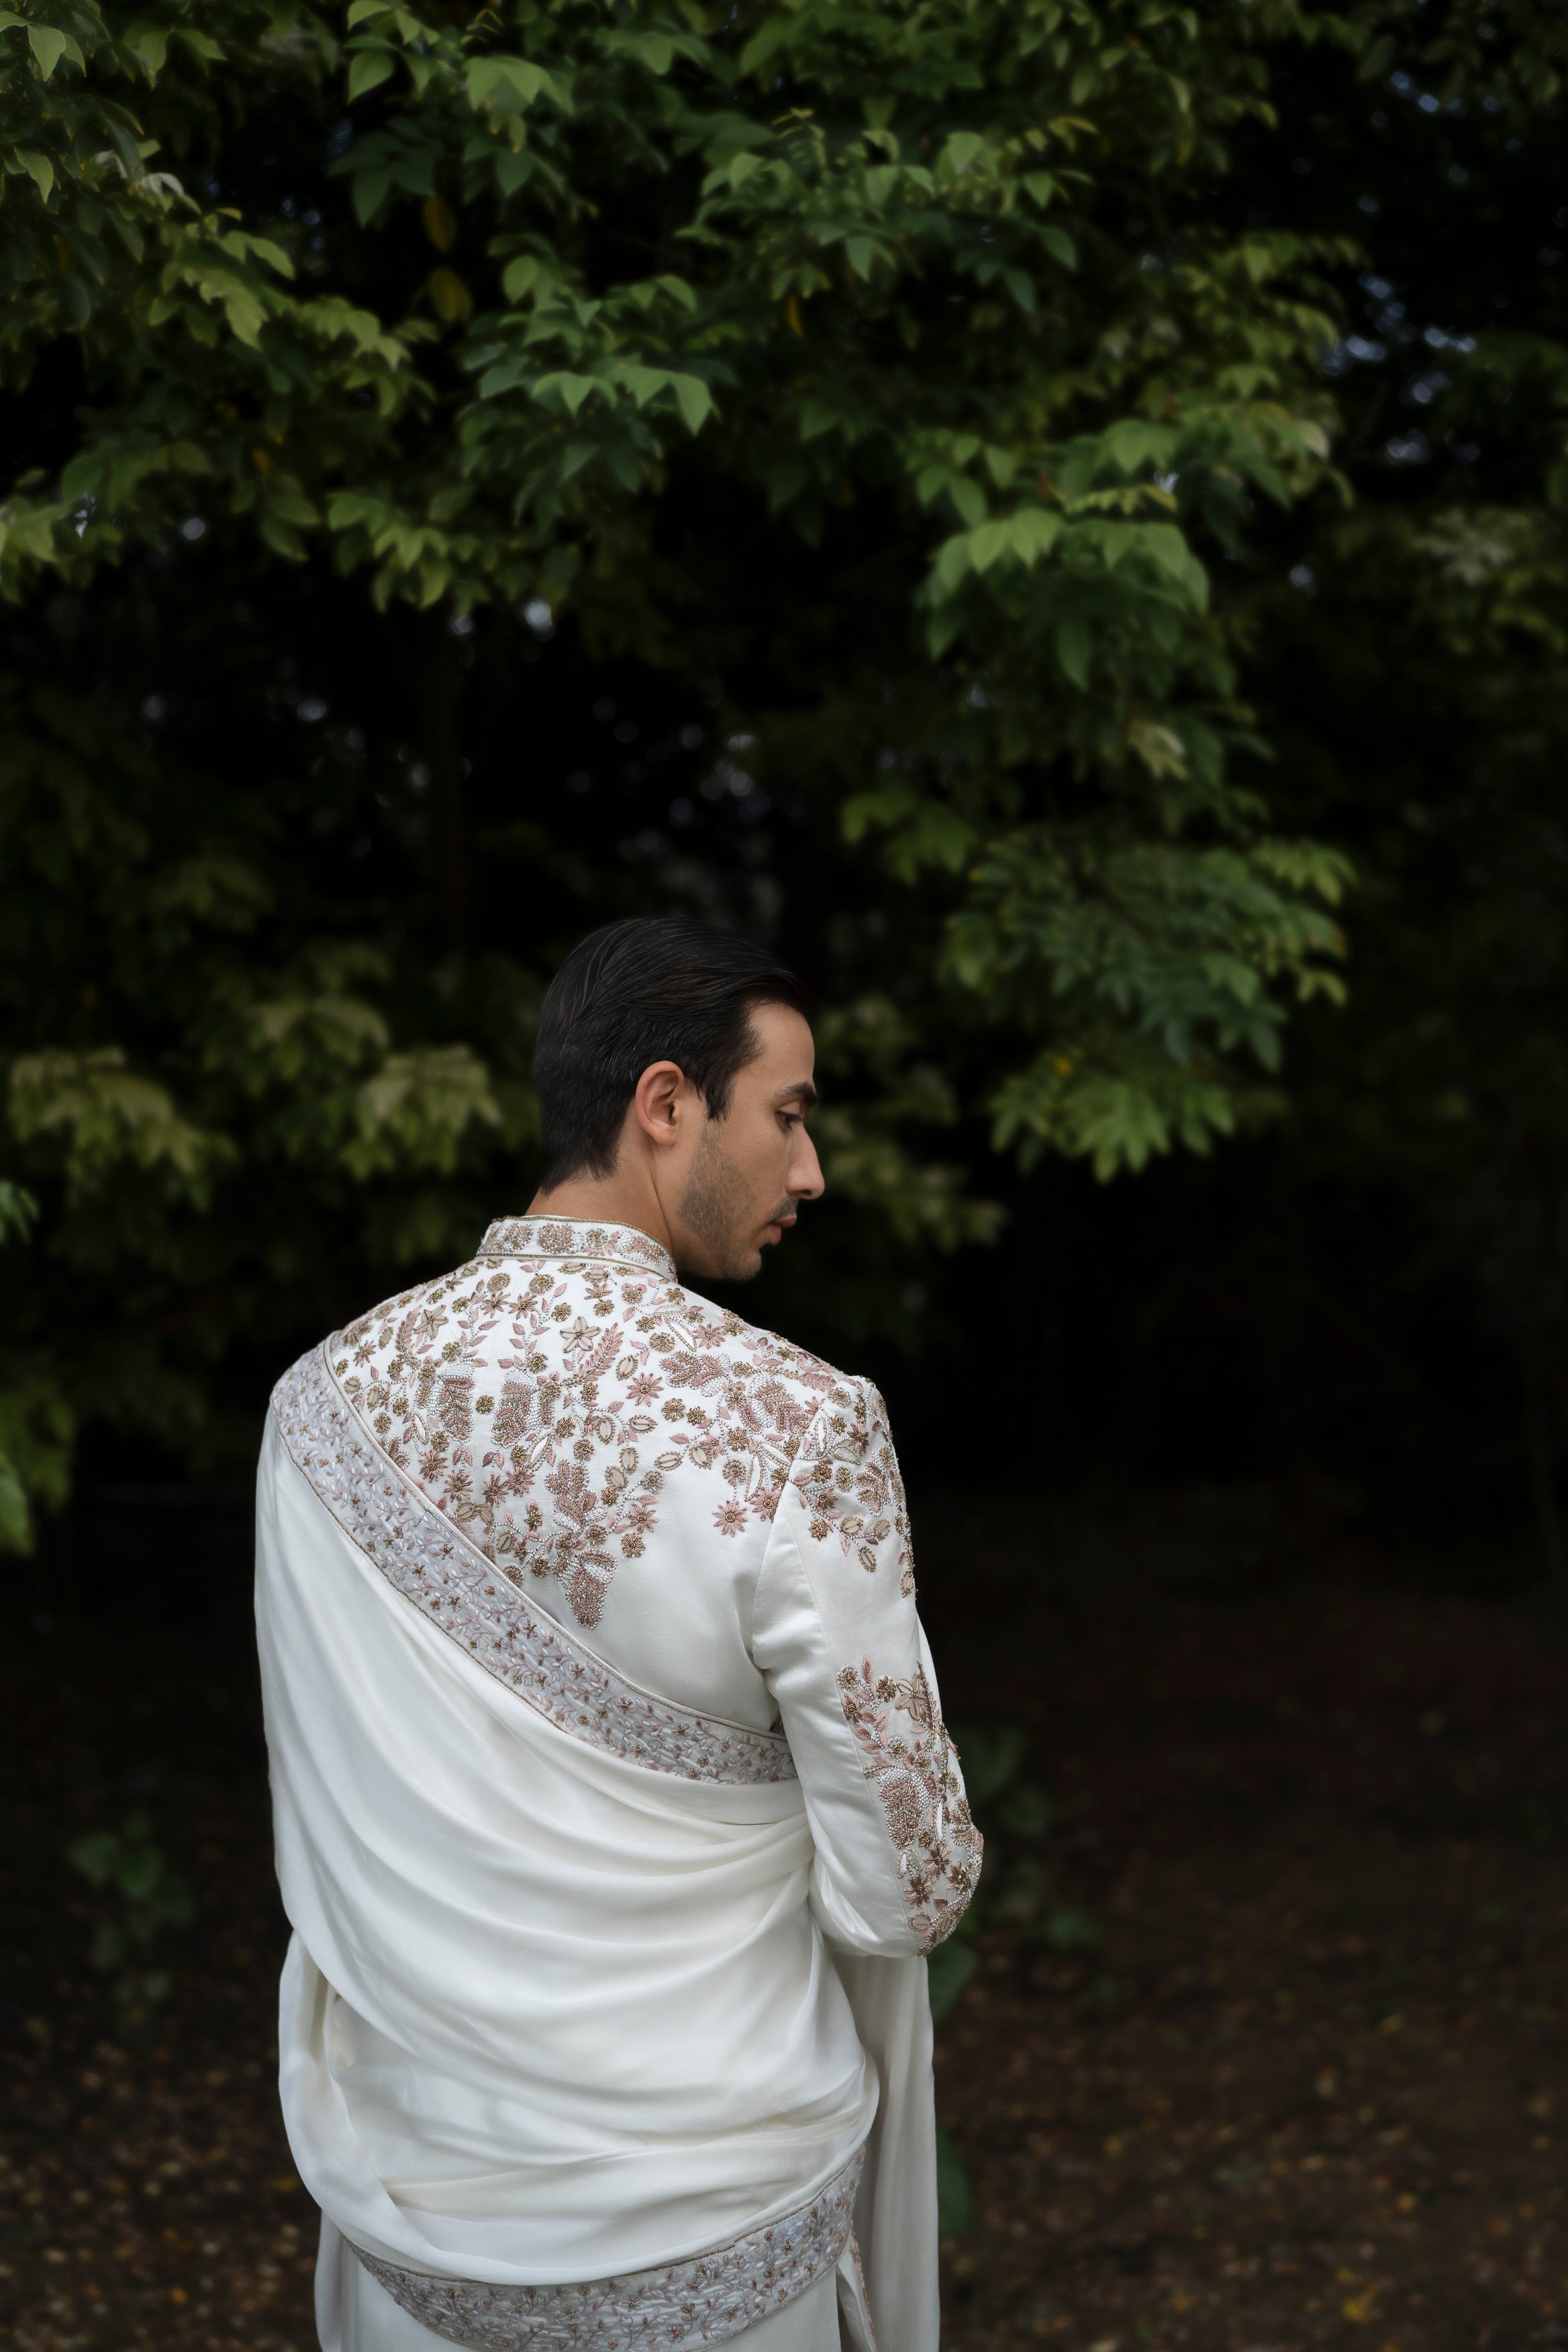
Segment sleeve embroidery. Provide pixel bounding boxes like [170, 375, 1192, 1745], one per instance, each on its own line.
[836, 1655, 982, 1955]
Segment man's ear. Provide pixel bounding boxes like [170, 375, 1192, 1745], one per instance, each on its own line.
[632, 1060, 688, 1148]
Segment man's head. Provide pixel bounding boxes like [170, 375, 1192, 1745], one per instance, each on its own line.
[530, 918, 823, 1280]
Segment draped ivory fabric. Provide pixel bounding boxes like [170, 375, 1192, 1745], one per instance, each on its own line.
[256, 1216, 981, 2351]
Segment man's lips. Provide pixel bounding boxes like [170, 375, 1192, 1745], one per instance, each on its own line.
[763, 1214, 796, 1244]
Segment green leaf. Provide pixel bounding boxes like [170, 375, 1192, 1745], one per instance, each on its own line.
[13, 150, 54, 200]
[967, 519, 1013, 573]
[669, 373, 714, 434]
[0, 1453, 30, 1552]
[939, 130, 986, 180]
[348, 46, 397, 99]
[123, 22, 168, 75]
[1057, 614, 1091, 687]
[0, 1181, 38, 1244]
[27, 24, 71, 76]
[1356, 32, 1395, 83]
[348, 168, 391, 226]
[601, 28, 677, 74]
[465, 56, 571, 115]
[1008, 508, 1061, 564]
[737, 17, 789, 75]
[534, 370, 599, 419]
[948, 474, 986, 528]
[501, 254, 546, 303]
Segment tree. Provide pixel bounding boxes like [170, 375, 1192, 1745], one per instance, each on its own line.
[1236, 6, 1568, 1557]
[3, 0, 1559, 1546]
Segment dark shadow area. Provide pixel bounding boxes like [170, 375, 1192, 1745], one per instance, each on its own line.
[5, 1492, 1567, 2351]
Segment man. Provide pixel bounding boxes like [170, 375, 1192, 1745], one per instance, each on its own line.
[256, 917, 981, 2352]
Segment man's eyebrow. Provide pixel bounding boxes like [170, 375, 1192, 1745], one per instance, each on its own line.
[777, 1079, 818, 1109]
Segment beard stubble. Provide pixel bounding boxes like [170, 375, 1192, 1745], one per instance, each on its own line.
[678, 1118, 787, 1281]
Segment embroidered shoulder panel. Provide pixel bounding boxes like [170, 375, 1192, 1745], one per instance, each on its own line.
[838, 1655, 982, 1955]
[326, 1230, 848, 1630]
[790, 1383, 916, 1596]
[271, 1346, 795, 1786]
[350, 2151, 862, 2351]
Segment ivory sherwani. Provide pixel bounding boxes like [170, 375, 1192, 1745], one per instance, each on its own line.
[256, 1215, 981, 2352]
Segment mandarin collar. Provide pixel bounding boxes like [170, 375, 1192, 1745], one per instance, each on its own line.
[479, 1214, 677, 1283]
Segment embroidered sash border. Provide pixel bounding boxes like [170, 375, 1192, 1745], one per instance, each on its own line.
[348, 2153, 863, 2351]
[271, 1346, 797, 1787]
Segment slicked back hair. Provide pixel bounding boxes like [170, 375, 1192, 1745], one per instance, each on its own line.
[532, 918, 816, 1187]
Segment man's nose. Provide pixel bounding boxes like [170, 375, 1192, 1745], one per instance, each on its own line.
[791, 1130, 825, 1201]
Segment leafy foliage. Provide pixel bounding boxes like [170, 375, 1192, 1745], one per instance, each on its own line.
[1, 0, 1565, 1540]
[1225, 9, 1568, 1548]
[67, 1810, 196, 2008]
[0, 1179, 41, 1548]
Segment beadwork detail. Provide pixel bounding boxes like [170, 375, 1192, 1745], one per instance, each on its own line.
[837, 1655, 982, 1953]
[790, 1385, 916, 1596]
[350, 2152, 863, 2350]
[479, 1217, 676, 1281]
[326, 1214, 845, 1630]
[271, 1346, 795, 1785]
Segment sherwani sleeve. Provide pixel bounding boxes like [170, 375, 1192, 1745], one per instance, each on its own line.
[751, 1377, 983, 1958]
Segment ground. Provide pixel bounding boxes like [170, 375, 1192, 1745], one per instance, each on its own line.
[3, 1508, 1565, 2352]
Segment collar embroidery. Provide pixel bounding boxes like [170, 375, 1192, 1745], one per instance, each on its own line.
[480, 1217, 676, 1283]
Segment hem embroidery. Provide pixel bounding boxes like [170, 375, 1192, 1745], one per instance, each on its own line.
[272, 1346, 796, 1786]
[350, 2152, 863, 2350]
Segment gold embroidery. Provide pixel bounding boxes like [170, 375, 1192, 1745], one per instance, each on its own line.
[791, 1383, 915, 1594]
[332, 1216, 844, 1629]
[837, 1655, 981, 1953]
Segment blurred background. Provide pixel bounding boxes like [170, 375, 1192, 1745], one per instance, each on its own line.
[5, 2, 1568, 2347]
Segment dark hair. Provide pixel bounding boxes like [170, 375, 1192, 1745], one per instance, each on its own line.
[533, 918, 815, 1185]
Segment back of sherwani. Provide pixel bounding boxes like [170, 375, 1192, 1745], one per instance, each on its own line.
[256, 1214, 982, 2352]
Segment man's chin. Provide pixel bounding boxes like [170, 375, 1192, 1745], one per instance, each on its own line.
[710, 1238, 767, 1283]
[677, 1216, 791, 1283]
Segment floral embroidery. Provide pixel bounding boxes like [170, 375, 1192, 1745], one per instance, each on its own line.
[791, 1386, 915, 1596]
[271, 1345, 795, 1786]
[329, 1216, 845, 1630]
[480, 1216, 675, 1279]
[350, 2151, 863, 2350]
[837, 1656, 981, 1954]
